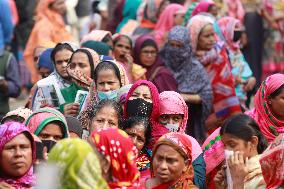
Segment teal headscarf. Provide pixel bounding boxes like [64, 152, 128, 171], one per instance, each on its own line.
[81, 41, 110, 56]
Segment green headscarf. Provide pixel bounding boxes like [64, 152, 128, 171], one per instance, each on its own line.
[48, 138, 108, 189]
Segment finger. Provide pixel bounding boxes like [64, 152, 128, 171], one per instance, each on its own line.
[239, 151, 245, 164]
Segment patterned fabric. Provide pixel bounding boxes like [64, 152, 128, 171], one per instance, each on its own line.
[151, 132, 197, 189]
[182, 2, 198, 26]
[161, 26, 212, 140]
[123, 80, 168, 148]
[246, 74, 284, 142]
[91, 128, 141, 188]
[2, 108, 33, 123]
[260, 134, 284, 189]
[25, 107, 68, 138]
[201, 127, 225, 174]
[67, 48, 100, 89]
[154, 3, 185, 47]
[48, 138, 108, 189]
[188, 15, 241, 125]
[0, 122, 35, 188]
[80, 30, 112, 44]
[218, 16, 253, 101]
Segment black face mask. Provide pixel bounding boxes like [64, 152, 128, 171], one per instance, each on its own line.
[233, 30, 243, 42]
[42, 140, 57, 153]
[126, 98, 153, 117]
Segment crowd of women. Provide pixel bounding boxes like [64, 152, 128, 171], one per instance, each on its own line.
[1, 0, 284, 188]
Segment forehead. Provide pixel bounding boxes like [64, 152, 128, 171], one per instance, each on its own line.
[155, 144, 179, 156]
[97, 69, 116, 79]
[41, 122, 63, 133]
[5, 133, 31, 146]
[221, 133, 243, 143]
[96, 106, 117, 118]
[55, 49, 73, 57]
[200, 24, 214, 35]
[115, 37, 131, 46]
[132, 85, 151, 94]
[169, 40, 183, 45]
[141, 45, 156, 51]
[71, 52, 89, 61]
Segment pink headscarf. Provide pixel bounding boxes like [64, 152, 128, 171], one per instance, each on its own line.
[154, 3, 185, 47]
[246, 74, 284, 142]
[187, 14, 214, 53]
[223, 0, 245, 22]
[2, 108, 33, 123]
[201, 127, 225, 174]
[218, 16, 242, 51]
[191, 1, 215, 17]
[0, 122, 35, 188]
[80, 30, 112, 44]
[159, 91, 202, 160]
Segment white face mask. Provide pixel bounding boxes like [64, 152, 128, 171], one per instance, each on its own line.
[165, 123, 179, 132]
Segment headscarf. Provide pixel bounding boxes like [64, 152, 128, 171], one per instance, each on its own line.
[138, 0, 162, 29]
[116, 0, 142, 32]
[151, 132, 197, 189]
[66, 48, 100, 89]
[80, 30, 112, 44]
[154, 3, 185, 47]
[246, 74, 284, 142]
[201, 127, 224, 175]
[187, 14, 215, 53]
[191, 1, 215, 17]
[48, 138, 108, 189]
[81, 41, 110, 56]
[38, 48, 54, 72]
[217, 16, 241, 51]
[133, 35, 167, 79]
[0, 122, 35, 188]
[161, 26, 213, 140]
[223, 0, 245, 22]
[1, 108, 33, 123]
[117, 84, 133, 104]
[260, 134, 284, 189]
[65, 116, 83, 138]
[25, 107, 68, 138]
[91, 128, 140, 188]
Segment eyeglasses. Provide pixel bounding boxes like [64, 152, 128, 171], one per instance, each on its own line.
[141, 50, 157, 56]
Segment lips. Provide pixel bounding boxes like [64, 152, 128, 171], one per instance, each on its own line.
[12, 161, 26, 168]
[156, 172, 169, 180]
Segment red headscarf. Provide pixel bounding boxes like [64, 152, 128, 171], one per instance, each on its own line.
[124, 80, 168, 147]
[91, 128, 141, 188]
[0, 122, 35, 188]
[191, 1, 215, 17]
[151, 132, 197, 189]
[246, 73, 284, 142]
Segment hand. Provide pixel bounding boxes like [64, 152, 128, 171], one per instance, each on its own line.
[64, 103, 80, 117]
[0, 182, 15, 189]
[228, 151, 248, 189]
[244, 77, 256, 92]
[214, 167, 226, 189]
[43, 146, 48, 161]
[0, 79, 8, 93]
[124, 54, 133, 70]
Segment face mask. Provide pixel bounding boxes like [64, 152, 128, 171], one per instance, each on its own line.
[42, 140, 57, 153]
[126, 98, 153, 117]
[97, 90, 118, 101]
[165, 123, 179, 132]
[233, 31, 242, 42]
[224, 150, 234, 189]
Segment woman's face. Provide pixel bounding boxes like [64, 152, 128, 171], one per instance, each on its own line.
[129, 85, 152, 103]
[158, 114, 183, 126]
[173, 13, 185, 26]
[91, 106, 119, 133]
[69, 52, 92, 78]
[0, 133, 33, 177]
[38, 122, 64, 141]
[169, 40, 184, 49]
[269, 89, 284, 120]
[96, 69, 120, 92]
[152, 144, 187, 183]
[113, 37, 131, 62]
[221, 133, 254, 159]
[54, 49, 73, 79]
[197, 24, 216, 51]
[139, 46, 157, 67]
[125, 124, 146, 152]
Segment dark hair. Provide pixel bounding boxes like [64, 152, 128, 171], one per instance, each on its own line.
[120, 116, 152, 148]
[1, 115, 25, 124]
[69, 49, 95, 79]
[269, 84, 284, 98]
[50, 43, 74, 63]
[113, 35, 133, 49]
[89, 100, 123, 128]
[94, 61, 122, 87]
[220, 114, 268, 154]
[102, 35, 112, 44]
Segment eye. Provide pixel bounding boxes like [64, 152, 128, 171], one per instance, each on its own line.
[40, 134, 49, 139]
[54, 136, 62, 141]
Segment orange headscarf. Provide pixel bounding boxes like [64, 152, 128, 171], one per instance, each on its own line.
[24, 0, 74, 83]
